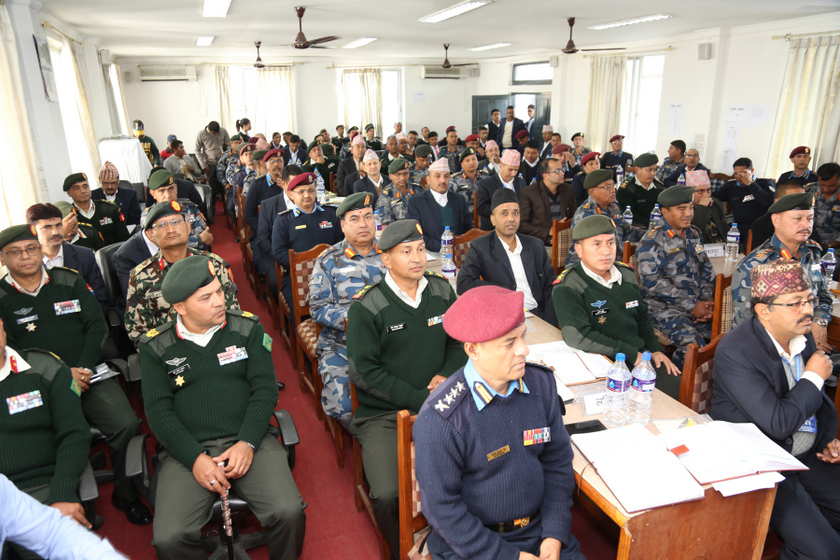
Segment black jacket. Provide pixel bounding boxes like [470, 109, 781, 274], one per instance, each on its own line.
[91, 187, 142, 226]
[256, 193, 288, 275]
[62, 242, 108, 314]
[336, 157, 360, 196]
[352, 176, 392, 207]
[406, 189, 472, 252]
[113, 231, 153, 312]
[497, 117, 526, 149]
[476, 175, 526, 231]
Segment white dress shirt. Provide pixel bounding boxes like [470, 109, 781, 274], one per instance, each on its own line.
[175, 315, 224, 348]
[42, 244, 65, 270]
[499, 235, 538, 311]
[385, 271, 427, 309]
[0, 346, 30, 383]
[581, 262, 622, 288]
[431, 190, 448, 207]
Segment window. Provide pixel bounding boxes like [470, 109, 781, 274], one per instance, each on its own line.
[512, 62, 552, 85]
[336, 68, 402, 136]
[513, 93, 536, 122]
[381, 69, 402, 134]
[619, 55, 665, 155]
[103, 63, 129, 136]
[225, 66, 296, 135]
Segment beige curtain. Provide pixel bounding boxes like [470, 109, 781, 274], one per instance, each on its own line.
[587, 56, 626, 154]
[216, 65, 232, 131]
[767, 36, 840, 179]
[0, 4, 47, 228]
[66, 38, 101, 171]
[253, 67, 295, 137]
[341, 68, 382, 136]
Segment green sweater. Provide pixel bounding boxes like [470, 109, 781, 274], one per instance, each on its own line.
[139, 311, 279, 469]
[0, 268, 107, 371]
[0, 348, 91, 503]
[347, 272, 467, 419]
[551, 263, 663, 364]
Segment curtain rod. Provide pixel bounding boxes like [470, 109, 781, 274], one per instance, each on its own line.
[197, 62, 300, 67]
[583, 46, 674, 59]
[42, 21, 83, 46]
[772, 31, 840, 40]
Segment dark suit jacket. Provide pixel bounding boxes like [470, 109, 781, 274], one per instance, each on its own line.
[711, 317, 838, 455]
[91, 187, 142, 226]
[406, 189, 472, 252]
[476, 175, 526, 231]
[283, 148, 309, 168]
[336, 157, 361, 196]
[113, 231, 153, 311]
[62, 242, 108, 314]
[244, 176, 284, 240]
[352, 176, 392, 207]
[487, 121, 501, 145]
[256, 193, 288, 275]
[518, 181, 577, 242]
[539, 142, 553, 161]
[144, 178, 207, 218]
[497, 117, 526, 149]
[456, 232, 558, 325]
[692, 199, 728, 244]
[343, 172, 362, 197]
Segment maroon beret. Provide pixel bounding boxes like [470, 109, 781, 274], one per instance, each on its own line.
[264, 148, 284, 161]
[287, 172, 316, 192]
[464, 133, 479, 142]
[789, 146, 811, 158]
[515, 130, 528, 140]
[446, 126, 456, 133]
[248, 137, 259, 144]
[609, 134, 625, 143]
[552, 143, 572, 155]
[443, 286, 525, 343]
[239, 143, 256, 155]
[581, 152, 601, 165]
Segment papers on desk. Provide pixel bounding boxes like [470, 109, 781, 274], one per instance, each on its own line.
[527, 341, 611, 385]
[713, 472, 785, 498]
[571, 424, 705, 513]
[704, 243, 725, 258]
[555, 380, 575, 404]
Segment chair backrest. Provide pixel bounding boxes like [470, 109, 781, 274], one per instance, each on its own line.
[551, 219, 573, 274]
[95, 242, 125, 308]
[452, 228, 489, 269]
[622, 241, 642, 284]
[711, 273, 734, 339]
[118, 180, 133, 191]
[131, 182, 146, 203]
[473, 191, 479, 230]
[397, 409, 428, 560]
[329, 172, 336, 194]
[746, 229, 754, 254]
[289, 244, 331, 323]
[200, 184, 212, 211]
[680, 334, 724, 414]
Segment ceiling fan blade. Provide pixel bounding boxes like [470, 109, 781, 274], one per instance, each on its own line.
[307, 35, 340, 45]
[580, 47, 626, 51]
[309, 45, 335, 49]
[451, 63, 477, 67]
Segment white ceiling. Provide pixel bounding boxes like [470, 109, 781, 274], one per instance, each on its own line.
[42, 0, 840, 63]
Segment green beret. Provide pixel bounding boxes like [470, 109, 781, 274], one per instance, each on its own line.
[634, 153, 659, 168]
[768, 192, 817, 215]
[252, 150, 268, 162]
[149, 170, 175, 191]
[337, 192, 374, 218]
[161, 255, 218, 304]
[231, 134, 242, 142]
[378, 219, 424, 251]
[63, 172, 88, 192]
[0, 224, 38, 251]
[145, 201, 185, 229]
[572, 215, 616, 241]
[657, 185, 694, 208]
[414, 145, 433, 158]
[584, 169, 614, 190]
[388, 157, 411, 175]
[459, 147, 477, 163]
[320, 143, 335, 156]
[491, 188, 518, 212]
[53, 201, 73, 218]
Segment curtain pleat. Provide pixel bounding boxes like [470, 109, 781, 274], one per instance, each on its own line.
[587, 56, 626, 154]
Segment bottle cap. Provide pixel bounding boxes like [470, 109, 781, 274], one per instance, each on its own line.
[733, 223, 737, 226]
[615, 353, 625, 362]
[642, 351, 652, 361]
[830, 248, 835, 253]
[444, 226, 450, 230]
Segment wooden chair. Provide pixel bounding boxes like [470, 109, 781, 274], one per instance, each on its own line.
[623, 241, 672, 348]
[679, 334, 724, 414]
[452, 228, 489, 270]
[329, 172, 337, 194]
[550, 219, 573, 274]
[711, 273, 734, 340]
[746, 229, 754, 254]
[235, 187, 256, 292]
[351, 383, 390, 560]
[397, 410, 433, 560]
[274, 262, 294, 366]
[289, 244, 330, 422]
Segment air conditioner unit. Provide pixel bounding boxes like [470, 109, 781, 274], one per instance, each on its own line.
[420, 65, 464, 79]
[137, 65, 197, 82]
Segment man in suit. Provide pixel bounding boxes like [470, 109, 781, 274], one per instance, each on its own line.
[476, 149, 526, 231]
[525, 104, 537, 140]
[256, 165, 301, 295]
[539, 126, 554, 160]
[336, 134, 366, 196]
[712, 260, 840, 559]
[91, 161, 142, 226]
[487, 108, 502, 146]
[283, 135, 307, 167]
[406, 157, 472, 252]
[519, 157, 576, 244]
[114, 229, 155, 312]
[497, 106, 526, 150]
[244, 148, 286, 272]
[353, 150, 392, 206]
[457, 189, 557, 324]
[428, 131, 441, 161]
[519, 140, 542, 184]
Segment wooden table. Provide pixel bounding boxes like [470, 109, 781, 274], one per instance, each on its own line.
[527, 314, 777, 560]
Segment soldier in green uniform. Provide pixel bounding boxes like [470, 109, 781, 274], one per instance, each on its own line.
[0, 224, 150, 526]
[125, 202, 238, 344]
[616, 153, 665, 229]
[63, 173, 130, 246]
[54, 201, 106, 251]
[364, 124, 383, 151]
[139, 256, 305, 560]
[347, 219, 467, 559]
[302, 142, 340, 179]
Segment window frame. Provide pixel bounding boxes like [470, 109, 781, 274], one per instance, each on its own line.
[511, 61, 553, 86]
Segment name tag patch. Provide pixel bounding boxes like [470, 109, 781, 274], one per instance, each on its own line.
[812, 264, 822, 272]
[799, 415, 818, 434]
[217, 345, 249, 366]
[591, 308, 609, 316]
[387, 323, 406, 333]
[427, 315, 444, 327]
[15, 315, 38, 325]
[54, 299, 81, 315]
[168, 364, 191, 377]
[742, 194, 755, 202]
[487, 445, 511, 461]
[318, 221, 334, 229]
[523, 427, 550, 446]
[7, 390, 43, 415]
[626, 300, 639, 309]
[695, 244, 705, 253]
[295, 225, 307, 230]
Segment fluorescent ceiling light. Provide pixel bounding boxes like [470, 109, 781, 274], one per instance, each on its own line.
[469, 42, 510, 52]
[588, 14, 671, 30]
[202, 0, 232, 18]
[196, 36, 215, 47]
[342, 37, 378, 49]
[420, 1, 490, 24]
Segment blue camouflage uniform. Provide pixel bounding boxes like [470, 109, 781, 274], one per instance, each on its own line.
[243, 172, 262, 197]
[731, 234, 831, 328]
[565, 196, 631, 266]
[449, 168, 489, 218]
[654, 156, 682, 183]
[813, 191, 840, 246]
[408, 162, 428, 189]
[375, 184, 422, 225]
[140, 199, 210, 251]
[308, 240, 384, 425]
[225, 158, 246, 215]
[437, 144, 462, 173]
[637, 219, 716, 365]
[216, 149, 237, 185]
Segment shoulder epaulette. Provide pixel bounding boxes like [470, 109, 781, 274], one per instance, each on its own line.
[352, 281, 380, 300]
[424, 270, 446, 280]
[553, 268, 571, 285]
[100, 199, 117, 207]
[141, 321, 174, 341]
[317, 246, 332, 259]
[228, 309, 259, 322]
[644, 226, 660, 238]
[525, 361, 554, 375]
[278, 209, 293, 217]
[48, 266, 80, 286]
[806, 239, 822, 249]
[616, 260, 634, 270]
[431, 376, 469, 419]
[24, 348, 65, 364]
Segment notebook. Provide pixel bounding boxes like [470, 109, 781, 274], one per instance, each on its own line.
[528, 341, 611, 385]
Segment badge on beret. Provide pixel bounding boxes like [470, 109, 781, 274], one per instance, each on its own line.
[416, 223, 423, 235]
[171, 201, 181, 212]
[167, 176, 175, 185]
[207, 260, 215, 275]
[81, 173, 87, 180]
[364, 194, 371, 206]
[806, 147, 810, 154]
[29, 225, 36, 236]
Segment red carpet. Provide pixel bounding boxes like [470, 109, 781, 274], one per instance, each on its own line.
[92, 203, 619, 559]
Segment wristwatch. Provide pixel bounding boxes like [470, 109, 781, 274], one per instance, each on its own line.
[815, 317, 829, 328]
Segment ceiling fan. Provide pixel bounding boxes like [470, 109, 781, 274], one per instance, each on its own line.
[277, 6, 340, 50]
[562, 18, 626, 54]
[253, 41, 265, 68]
[441, 44, 477, 69]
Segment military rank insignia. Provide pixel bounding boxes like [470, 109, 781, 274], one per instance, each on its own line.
[434, 380, 466, 412]
[70, 380, 82, 397]
[523, 427, 550, 446]
[427, 315, 444, 327]
[263, 333, 273, 351]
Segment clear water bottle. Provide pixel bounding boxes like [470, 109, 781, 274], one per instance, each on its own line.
[615, 165, 625, 186]
[628, 352, 656, 426]
[374, 210, 383, 240]
[603, 353, 632, 428]
[725, 224, 740, 262]
[517, 172, 524, 183]
[440, 226, 454, 258]
[623, 206, 633, 226]
[314, 169, 326, 205]
[648, 204, 661, 230]
[822, 248, 836, 279]
[677, 173, 686, 186]
[441, 254, 456, 282]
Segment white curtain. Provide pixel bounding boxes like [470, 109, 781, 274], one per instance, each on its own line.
[767, 36, 840, 179]
[216, 65, 232, 132]
[0, 4, 47, 229]
[253, 67, 295, 137]
[341, 68, 382, 137]
[66, 38, 101, 172]
[587, 56, 626, 154]
[111, 63, 131, 136]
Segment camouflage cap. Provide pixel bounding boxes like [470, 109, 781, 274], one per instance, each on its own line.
[149, 170, 175, 191]
[336, 192, 374, 218]
[583, 169, 614, 190]
[145, 200, 185, 227]
[0, 224, 38, 251]
[161, 255, 218, 304]
[572, 214, 616, 241]
[634, 153, 659, 168]
[378, 219, 423, 251]
[657, 185, 694, 208]
[768, 192, 816, 214]
[388, 157, 410, 175]
[63, 172, 88, 192]
[750, 259, 810, 299]
[414, 144, 433, 158]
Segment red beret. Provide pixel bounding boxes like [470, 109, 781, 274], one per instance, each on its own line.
[240, 143, 256, 155]
[609, 135, 625, 142]
[789, 146, 811, 158]
[287, 172, 316, 192]
[349, 130, 358, 139]
[515, 130, 528, 140]
[446, 126, 456, 133]
[248, 137, 259, 144]
[443, 286, 525, 343]
[264, 148, 284, 161]
[464, 134, 479, 142]
[552, 143, 572, 155]
[581, 152, 601, 165]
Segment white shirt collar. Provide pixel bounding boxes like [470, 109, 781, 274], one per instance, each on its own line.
[105, 191, 117, 202]
[431, 189, 448, 207]
[370, 175, 383, 188]
[385, 271, 428, 309]
[499, 233, 523, 255]
[501, 177, 515, 190]
[581, 262, 622, 288]
[74, 202, 96, 220]
[768, 332, 807, 361]
[176, 314, 224, 348]
[4, 267, 49, 296]
[524, 158, 539, 168]
[142, 231, 159, 256]
[42, 244, 65, 270]
[0, 346, 31, 383]
[634, 176, 655, 191]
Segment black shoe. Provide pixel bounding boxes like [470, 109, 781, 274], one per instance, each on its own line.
[112, 493, 153, 525]
[277, 381, 285, 390]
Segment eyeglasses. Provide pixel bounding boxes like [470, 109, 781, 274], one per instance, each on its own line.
[1, 246, 41, 259]
[547, 169, 565, 175]
[768, 297, 816, 310]
[592, 184, 616, 191]
[151, 217, 186, 231]
[694, 188, 712, 194]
